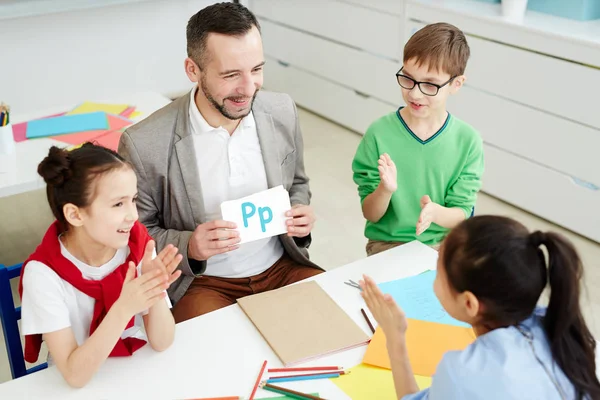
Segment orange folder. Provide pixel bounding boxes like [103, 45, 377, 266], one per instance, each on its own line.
[363, 319, 476, 376]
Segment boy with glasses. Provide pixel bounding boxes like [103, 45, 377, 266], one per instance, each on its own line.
[352, 23, 484, 255]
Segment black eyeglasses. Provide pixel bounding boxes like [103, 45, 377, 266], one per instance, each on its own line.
[396, 67, 456, 96]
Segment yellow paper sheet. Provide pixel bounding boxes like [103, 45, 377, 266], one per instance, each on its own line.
[129, 111, 143, 119]
[363, 319, 475, 376]
[331, 363, 432, 400]
[68, 102, 130, 116]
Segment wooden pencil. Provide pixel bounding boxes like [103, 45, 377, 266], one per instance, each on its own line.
[260, 386, 308, 400]
[361, 308, 376, 334]
[267, 373, 340, 383]
[260, 383, 326, 400]
[267, 366, 341, 373]
[189, 397, 242, 400]
[248, 360, 267, 400]
[270, 370, 348, 379]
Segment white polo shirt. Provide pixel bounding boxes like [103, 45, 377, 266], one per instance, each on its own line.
[189, 87, 284, 278]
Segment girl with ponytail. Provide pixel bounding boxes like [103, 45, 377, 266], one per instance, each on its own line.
[361, 215, 600, 399]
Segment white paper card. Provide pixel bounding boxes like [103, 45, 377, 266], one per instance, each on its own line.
[220, 185, 291, 244]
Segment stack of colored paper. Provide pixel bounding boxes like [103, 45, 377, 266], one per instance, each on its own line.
[12, 101, 140, 151]
[331, 364, 432, 400]
[332, 270, 476, 399]
[363, 320, 475, 375]
[364, 271, 475, 373]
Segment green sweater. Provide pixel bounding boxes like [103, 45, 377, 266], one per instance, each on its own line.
[352, 108, 484, 246]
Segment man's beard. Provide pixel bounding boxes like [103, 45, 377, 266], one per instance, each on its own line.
[200, 76, 259, 121]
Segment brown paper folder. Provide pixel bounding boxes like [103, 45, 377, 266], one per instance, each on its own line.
[237, 280, 370, 366]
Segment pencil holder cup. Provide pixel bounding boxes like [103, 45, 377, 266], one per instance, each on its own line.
[0, 124, 15, 155]
[0, 124, 16, 173]
[502, 0, 528, 21]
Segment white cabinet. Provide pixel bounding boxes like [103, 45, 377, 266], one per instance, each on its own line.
[406, 0, 600, 242]
[250, 0, 403, 133]
[267, 57, 395, 135]
[251, 0, 600, 242]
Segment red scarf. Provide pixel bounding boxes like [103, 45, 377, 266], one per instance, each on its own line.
[19, 220, 151, 363]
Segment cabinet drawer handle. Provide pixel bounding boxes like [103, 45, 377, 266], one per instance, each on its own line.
[354, 90, 371, 99]
[571, 177, 599, 191]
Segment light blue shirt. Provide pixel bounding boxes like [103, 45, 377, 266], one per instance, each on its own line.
[403, 308, 577, 400]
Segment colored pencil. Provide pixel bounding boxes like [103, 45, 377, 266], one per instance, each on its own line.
[267, 366, 341, 373]
[269, 370, 348, 379]
[361, 308, 376, 334]
[260, 383, 326, 400]
[267, 373, 340, 383]
[260, 388, 310, 400]
[249, 360, 267, 400]
[189, 397, 242, 400]
[0, 103, 9, 127]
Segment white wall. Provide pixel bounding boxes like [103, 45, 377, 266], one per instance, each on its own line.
[0, 0, 219, 115]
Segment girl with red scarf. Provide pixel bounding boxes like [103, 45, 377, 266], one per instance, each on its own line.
[19, 143, 182, 387]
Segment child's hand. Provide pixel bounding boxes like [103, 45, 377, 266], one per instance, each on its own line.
[378, 153, 397, 193]
[141, 241, 183, 288]
[116, 265, 169, 317]
[360, 275, 408, 338]
[416, 195, 436, 236]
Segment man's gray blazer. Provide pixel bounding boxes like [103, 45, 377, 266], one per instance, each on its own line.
[118, 90, 322, 304]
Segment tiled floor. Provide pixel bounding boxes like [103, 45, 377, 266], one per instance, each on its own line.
[1, 107, 599, 384]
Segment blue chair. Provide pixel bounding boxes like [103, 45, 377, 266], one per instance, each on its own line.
[0, 263, 48, 379]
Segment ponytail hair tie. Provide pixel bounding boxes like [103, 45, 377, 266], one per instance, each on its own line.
[529, 230, 547, 248]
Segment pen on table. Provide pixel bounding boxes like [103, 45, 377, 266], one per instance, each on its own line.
[344, 279, 361, 290]
[361, 308, 376, 334]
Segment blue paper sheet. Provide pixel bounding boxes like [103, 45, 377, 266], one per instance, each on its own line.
[378, 270, 470, 328]
[26, 112, 108, 139]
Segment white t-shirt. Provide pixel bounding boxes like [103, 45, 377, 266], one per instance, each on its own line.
[21, 240, 170, 364]
[189, 87, 284, 278]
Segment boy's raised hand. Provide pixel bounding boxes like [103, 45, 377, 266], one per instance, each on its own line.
[141, 241, 182, 287]
[416, 195, 436, 236]
[378, 153, 397, 193]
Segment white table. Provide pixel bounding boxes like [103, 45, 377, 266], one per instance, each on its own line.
[0, 241, 439, 399]
[0, 92, 172, 198]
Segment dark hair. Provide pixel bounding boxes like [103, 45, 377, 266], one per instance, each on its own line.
[403, 22, 470, 76]
[442, 215, 600, 399]
[186, 2, 260, 69]
[37, 143, 130, 231]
